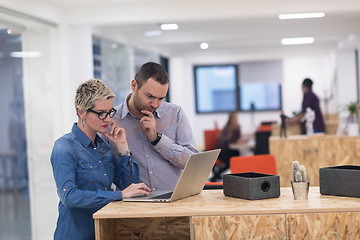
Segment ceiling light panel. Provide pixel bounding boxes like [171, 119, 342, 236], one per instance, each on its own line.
[281, 37, 315, 45]
[279, 12, 325, 20]
[145, 30, 162, 37]
[160, 23, 178, 30]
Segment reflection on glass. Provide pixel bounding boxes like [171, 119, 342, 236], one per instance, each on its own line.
[0, 28, 31, 239]
[92, 36, 131, 106]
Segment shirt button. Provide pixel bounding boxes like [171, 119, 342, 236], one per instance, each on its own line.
[104, 173, 107, 176]
[144, 138, 146, 141]
[146, 155, 149, 158]
[104, 188, 107, 190]
[152, 188, 156, 191]
[63, 188, 66, 192]
[150, 171, 153, 174]
[90, 166, 93, 169]
[94, 148, 96, 150]
[99, 161, 102, 163]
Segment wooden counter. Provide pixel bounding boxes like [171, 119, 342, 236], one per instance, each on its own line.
[271, 119, 339, 136]
[94, 188, 360, 239]
[270, 135, 360, 187]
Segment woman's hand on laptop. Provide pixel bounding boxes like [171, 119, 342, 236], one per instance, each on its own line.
[122, 183, 151, 199]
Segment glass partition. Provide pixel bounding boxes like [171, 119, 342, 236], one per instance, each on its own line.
[0, 23, 31, 240]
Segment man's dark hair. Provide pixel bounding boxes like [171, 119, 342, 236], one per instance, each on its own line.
[302, 78, 313, 89]
[134, 62, 169, 89]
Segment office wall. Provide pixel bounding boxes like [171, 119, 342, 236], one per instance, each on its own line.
[336, 49, 358, 106]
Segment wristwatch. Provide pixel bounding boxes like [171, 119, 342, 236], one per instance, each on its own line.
[151, 133, 162, 146]
[119, 149, 131, 156]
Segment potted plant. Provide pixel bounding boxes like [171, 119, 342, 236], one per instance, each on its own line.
[290, 161, 310, 200]
[347, 102, 359, 136]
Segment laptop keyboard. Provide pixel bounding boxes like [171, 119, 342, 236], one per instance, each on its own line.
[150, 192, 173, 199]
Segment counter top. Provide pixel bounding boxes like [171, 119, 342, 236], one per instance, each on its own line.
[93, 187, 360, 219]
[270, 134, 360, 140]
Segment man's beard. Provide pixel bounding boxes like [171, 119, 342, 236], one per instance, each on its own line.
[133, 92, 155, 114]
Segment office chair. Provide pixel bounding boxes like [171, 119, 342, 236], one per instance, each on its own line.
[203, 129, 223, 189]
[203, 129, 221, 151]
[230, 154, 277, 175]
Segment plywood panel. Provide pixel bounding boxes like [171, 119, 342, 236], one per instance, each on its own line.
[287, 212, 360, 240]
[95, 217, 190, 240]
[94, 188, 360, 219]
[270, 135, 360, 187]
[192, 214, 286, 240]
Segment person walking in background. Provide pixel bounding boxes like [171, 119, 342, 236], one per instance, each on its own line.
[210, 112, 241, 182]
[288, 78, 325, 134]
[114, 62, 197, 191]
[51, 79, 151, 240]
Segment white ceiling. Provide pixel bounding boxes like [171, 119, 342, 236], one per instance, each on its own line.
[7, 0, 360, 56]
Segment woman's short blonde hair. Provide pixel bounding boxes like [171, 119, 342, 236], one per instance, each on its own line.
[75, 79, 116, 111]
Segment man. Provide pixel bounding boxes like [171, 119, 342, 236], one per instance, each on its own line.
[114, 62, 198, 191]
[289, 78, 325, 134]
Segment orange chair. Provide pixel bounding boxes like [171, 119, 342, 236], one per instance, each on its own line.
[203, 129, 223, 189]
[203, 129, 221, 151]
[230, 154, 277, 175]
[256, 124, 272, 132]
[203, 181, 224, 189]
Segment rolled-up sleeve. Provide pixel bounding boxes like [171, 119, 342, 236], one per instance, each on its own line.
[51, 140, 122, 208]
[154, 108, 198, 168]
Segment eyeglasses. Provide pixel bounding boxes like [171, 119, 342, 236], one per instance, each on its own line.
[87, 108, 117, 120]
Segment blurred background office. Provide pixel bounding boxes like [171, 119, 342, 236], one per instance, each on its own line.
[1, 1, 360, 239]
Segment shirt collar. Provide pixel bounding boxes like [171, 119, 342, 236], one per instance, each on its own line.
[71, 123, 104, 148]
[120, 93, 163, 119]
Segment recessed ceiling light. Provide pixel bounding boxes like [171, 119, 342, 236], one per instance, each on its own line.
[279, 12, 325, 20]
[145, 30, 162, 37]
[281, 37, 315, 45]
[160, 23, 178, 30]
[200, 42, 209, 49]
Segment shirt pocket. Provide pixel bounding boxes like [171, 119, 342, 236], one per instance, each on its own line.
[77, 161, 99, 185]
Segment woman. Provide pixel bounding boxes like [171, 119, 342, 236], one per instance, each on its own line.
[51, 79, 151, 240]
[210, 112, 241, 182]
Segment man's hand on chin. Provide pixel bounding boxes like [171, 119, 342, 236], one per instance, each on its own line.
[140, 110, 157, 141]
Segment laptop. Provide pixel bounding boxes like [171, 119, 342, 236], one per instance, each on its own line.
[123, 149, 221, 203]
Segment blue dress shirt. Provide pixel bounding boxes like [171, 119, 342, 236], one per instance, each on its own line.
[51, 123, 140, 240]
[114, 95, 198, 191]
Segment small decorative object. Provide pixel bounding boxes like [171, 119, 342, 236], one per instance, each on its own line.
[223, 172, 280, 200]
[290, 161, 310, 200]
[279, 111, 288, 138]
[305, 107, 315, 135]
[347, 102, 359, 136]
[320, 165, 360, 198]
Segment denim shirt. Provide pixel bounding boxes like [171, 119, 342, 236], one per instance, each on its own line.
[51, 123, 140, 240]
